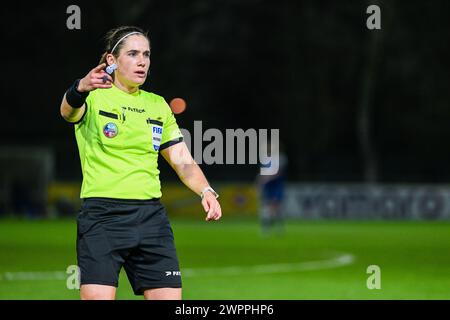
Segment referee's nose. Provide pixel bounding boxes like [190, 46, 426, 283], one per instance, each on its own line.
[137, 55, 148, 69]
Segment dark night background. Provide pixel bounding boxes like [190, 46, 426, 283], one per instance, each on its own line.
[1, 0, 450, 183]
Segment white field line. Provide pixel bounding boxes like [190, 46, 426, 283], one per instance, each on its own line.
[0, 252, 355, 281]
[0, 271, 67, 281]
[182, 252, 355, 277]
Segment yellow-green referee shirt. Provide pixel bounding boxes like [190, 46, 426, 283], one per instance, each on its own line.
[74, 84, 183, 199]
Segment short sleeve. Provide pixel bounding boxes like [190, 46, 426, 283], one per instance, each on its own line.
[159, 101, 183, 151]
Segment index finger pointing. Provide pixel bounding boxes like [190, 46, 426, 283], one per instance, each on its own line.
[93, 63, 106, 72]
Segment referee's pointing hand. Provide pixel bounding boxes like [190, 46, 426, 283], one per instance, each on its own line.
[202, 193, 222, 221]
[78, 63, 113, 92]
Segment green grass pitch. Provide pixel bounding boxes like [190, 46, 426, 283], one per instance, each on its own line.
[1, 218, 450, 299]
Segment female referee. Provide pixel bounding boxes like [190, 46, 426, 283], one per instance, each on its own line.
[59, 26, 222, 300]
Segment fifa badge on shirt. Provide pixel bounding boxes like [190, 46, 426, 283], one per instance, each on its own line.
[152, 124, 163, 151]
[103, 122, 118, 138]
[147, 118, 163, 151]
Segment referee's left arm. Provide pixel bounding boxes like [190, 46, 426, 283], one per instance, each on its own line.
[161, 142, 222, 221]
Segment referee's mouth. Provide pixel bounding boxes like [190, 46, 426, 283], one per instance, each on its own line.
[135, 70, 147, 78]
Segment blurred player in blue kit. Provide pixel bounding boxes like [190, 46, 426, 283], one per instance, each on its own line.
[257, 140, 288, 236]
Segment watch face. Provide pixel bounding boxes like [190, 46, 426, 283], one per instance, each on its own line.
[202, 188, 218, 199]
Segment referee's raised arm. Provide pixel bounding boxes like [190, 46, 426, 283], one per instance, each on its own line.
[60, 63, 113, 123]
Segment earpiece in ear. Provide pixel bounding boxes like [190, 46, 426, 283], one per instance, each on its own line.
[106, 63, 118, 75]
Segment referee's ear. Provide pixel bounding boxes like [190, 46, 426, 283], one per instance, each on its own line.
[105, 54, 116, 67]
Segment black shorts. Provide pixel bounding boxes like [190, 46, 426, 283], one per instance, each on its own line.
[76, 197, 182, 295]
